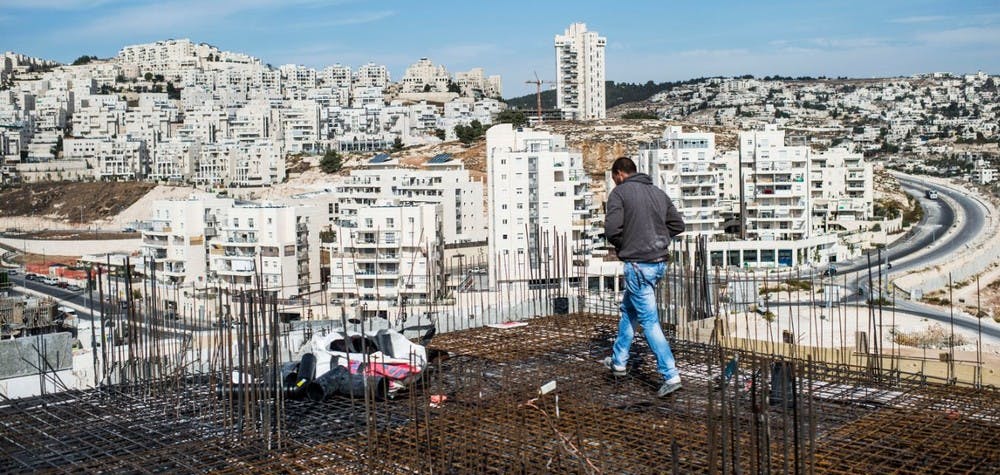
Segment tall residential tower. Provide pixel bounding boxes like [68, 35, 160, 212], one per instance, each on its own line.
[554, 23, 606, 120]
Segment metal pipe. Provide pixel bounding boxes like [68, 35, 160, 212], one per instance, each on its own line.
[306, 366, 387, 402]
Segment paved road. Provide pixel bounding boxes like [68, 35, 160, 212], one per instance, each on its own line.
[834, 176, 962, 276]
[888, 175, 986, 275]
[8, 274, 214, 333]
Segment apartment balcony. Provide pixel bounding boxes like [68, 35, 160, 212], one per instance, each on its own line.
[846, 182, 867, 191]
[352, 253, 400, 262]
[145, 224, 172, 235]
[142, 237, 169, 248]
[161, 267, 186, 277]
[217, 268, 255, 277]
[222, 236, 258, 245]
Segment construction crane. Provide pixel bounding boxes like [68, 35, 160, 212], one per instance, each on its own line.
[524, 71, 556, 123]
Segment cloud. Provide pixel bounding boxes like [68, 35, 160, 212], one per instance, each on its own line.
[60, 0, 364, 39]
[770, 37, 896, 51]
[292, 10, 396, 29]
[917, 26, 1000, 45]
[890, 15, 951, 24]
[0, 0, 123, 10]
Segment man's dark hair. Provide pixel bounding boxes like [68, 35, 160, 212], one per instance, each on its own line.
[611, 156, 637, 175]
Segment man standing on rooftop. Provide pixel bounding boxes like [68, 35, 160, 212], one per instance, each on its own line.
[603, 156, 685, 397]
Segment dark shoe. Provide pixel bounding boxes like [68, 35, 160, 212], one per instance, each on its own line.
[602, 357, 627, 376]
[657, 381, 682, 398]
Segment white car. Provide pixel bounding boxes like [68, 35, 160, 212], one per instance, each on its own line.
[42, 277, 60, 285]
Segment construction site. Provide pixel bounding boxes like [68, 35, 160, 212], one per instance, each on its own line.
[1, 242, 998, 474]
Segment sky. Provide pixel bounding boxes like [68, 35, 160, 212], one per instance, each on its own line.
[1, 0, 998, 97]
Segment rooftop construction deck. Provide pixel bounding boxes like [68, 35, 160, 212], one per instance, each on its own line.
[2, 310, 997, 473]
[2, 237, 999, 473]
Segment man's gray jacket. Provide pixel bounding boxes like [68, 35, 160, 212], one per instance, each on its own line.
[604, 173, 685, 262]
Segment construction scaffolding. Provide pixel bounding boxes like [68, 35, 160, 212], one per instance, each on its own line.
[0, 242, 998, 473]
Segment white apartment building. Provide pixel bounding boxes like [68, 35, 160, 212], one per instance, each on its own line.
[810, 147, 874, 232]
[320, 64, 352, 88]
[355, 62, 390, 88]
[64, 136, 149, 180]
[149, 137, 198, 182]
[332, 153, 487, 245]
[140, 197, 321, 303]
[189, 140, 284, 188]
[71, 95, 127, 138]
[279, 64, 318, 91]
[554, 23, 606, 120]
[971, 159, 997, 185]
[141, 194, 233, 289]
[739, 124, 811, 241]
[486, 124, 600, 286]
[117, 39, 259, 78]
[454, 68, 502, 98]
[636, 126, 722, 237]
[326, 203, 444, 318]
[400, 58, 450, 93]
[631, 125, 874, 269]
[278, 100, 321, 153]
[210, 202, 321, 299]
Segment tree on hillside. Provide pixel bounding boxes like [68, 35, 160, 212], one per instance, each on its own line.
[320, 149, 343, 173]
[392, 137, 404, 152]
[496, 109, 527, 127]
[144, 72, 153, 81]
[454, 120, 485, 144]
[434, 128, 446, 141]
[447, 80, 462, 94]
[71, 55, 98, 66]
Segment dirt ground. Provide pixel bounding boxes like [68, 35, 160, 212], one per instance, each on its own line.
[0, 181, 156, 223]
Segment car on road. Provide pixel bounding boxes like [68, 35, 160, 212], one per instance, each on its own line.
[41, 277, 59, 286]
[25, 273, 38, 281]
[56, 281, 69, 289]
[67, 284, 84, 292]
[5, 269, 17, 275]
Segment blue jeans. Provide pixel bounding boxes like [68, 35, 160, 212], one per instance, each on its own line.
[612, 261, 679, 383]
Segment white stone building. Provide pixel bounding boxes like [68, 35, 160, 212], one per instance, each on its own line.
[454, 68, 502, 98]
[636, 126, 722, 238]
[400, 58, 450, 93]
[809, 147, 874, 232]
[354, 62, 390, 88]
[326, 203, 444, 319]
[739, 124, 811, 241]
[209, 202, 321, 299]
[554, 23, 606, 120]
[486, 124, 600, 286]
[64, 136, 149, 180]
[141, 194, 233, 290]
[971, 159, 997, 185]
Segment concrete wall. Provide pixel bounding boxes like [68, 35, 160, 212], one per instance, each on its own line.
[0, 237, 141, 257]
[0, 332, 73, 398]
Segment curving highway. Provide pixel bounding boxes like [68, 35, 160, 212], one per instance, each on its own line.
[835, 173, 985, 277]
